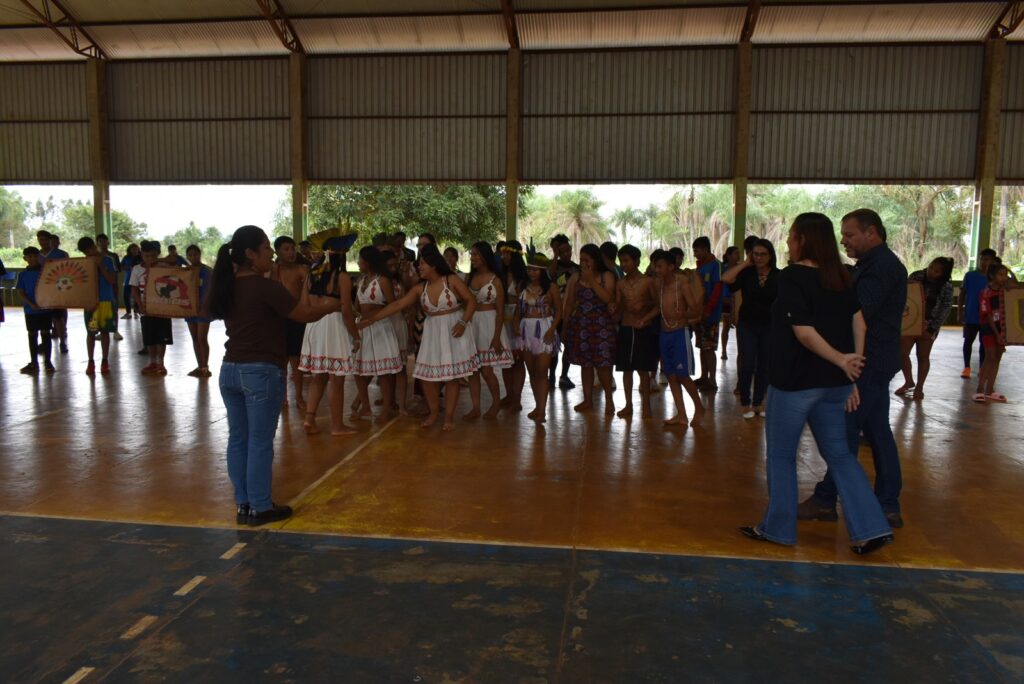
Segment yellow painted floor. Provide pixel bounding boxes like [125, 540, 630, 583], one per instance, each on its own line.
[2, 310, 1022, 572]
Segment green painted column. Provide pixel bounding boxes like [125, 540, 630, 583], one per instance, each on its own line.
[732, 41, 752, 249]
[970, 38, 1006, 266]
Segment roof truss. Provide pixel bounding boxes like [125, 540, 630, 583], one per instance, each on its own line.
[255, 0, 305, 54]
[18, 0, 107, 59]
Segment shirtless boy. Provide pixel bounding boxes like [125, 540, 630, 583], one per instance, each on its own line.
[652, 249, 706, 426]
[614, 244, 660, 418]
[273, 236, 310, 409]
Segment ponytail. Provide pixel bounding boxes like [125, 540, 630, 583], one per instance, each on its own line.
[207, 225, 268, 320]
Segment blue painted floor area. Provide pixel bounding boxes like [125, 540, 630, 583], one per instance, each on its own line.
[3, 515, 1022, 683]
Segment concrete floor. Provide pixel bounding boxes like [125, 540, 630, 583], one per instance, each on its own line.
[1, 310, 1023, 682]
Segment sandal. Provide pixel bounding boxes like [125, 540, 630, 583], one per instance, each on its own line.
[851, 534, 894, 555]
[739, 526, 770, 542]
[986, 393, 1008, 403]
[972, 393, 988, 403]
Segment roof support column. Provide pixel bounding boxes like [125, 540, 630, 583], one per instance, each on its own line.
[732, 40, 752, 249]
[970, 38, 1006, 267]
[85, 58, 111, 241]
[505, 47, 522, 241]
[289, 52, 308, 242]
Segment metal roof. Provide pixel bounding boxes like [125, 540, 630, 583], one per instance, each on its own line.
[0, 1, 1018, 61]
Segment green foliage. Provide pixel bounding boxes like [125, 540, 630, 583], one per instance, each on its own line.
[162, 221, 229, 263]
[59, 200, 148, 250]
[520, 189, 610, 251]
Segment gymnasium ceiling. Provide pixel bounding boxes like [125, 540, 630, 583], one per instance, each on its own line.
[0, 1, 1021, 61]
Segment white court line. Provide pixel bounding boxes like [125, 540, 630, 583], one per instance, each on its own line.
[119, 615, 158, 640]
[63, 667, 95, 684]
[220, 542, 246, 560]
[172, 575, 206, 596]
[286, 417, 399, 509]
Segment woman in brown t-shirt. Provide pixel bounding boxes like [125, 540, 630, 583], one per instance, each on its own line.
[207, 225, 337, 527]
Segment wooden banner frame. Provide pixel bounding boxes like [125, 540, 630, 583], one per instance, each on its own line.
[902, 281, 925, 337]
[1006, 288, 1024, 346]
[36, 257, 99, 310]
[143, 266, 201, 318]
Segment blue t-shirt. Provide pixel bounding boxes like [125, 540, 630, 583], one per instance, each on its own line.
[16, 268, 43, 314]
[173, 255, 188, 267]
[41, 248, 69, 262]
[97, 255, 116, 302]
[962, 270, 987, 325]
[697, 258, 723, 325]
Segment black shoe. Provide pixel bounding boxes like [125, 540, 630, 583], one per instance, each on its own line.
[248, 503, 292, 527]
[851, 534, 894, 555]
[886, 512, 904, 529]
[796, 496, 838, 522]
[60, 342, 69, 354]
[236, 504, 251, 525]
[739, 526, 770, 542]
[137, 348, 148, 355]
[558, 377, 575, 390]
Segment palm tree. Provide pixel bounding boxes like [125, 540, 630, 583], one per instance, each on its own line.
[551, 189, 609, 252]
[611, 206, 646, 245]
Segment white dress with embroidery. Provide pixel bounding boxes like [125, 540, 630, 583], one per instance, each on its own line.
[354, 275, 403, 376]
[469, 275, 513, 369]
[414, 277, 480, 382]
[299, 304, 356, 377]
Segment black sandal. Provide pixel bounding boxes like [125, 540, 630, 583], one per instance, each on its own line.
[739, 526, 770, 542]
[851, 534, 894, 555]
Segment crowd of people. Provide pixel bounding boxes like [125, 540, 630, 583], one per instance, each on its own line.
[1, 211, 1017, 544]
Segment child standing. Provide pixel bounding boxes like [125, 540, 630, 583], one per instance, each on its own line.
[974, 263, 1013, 403]
[131, 240, 173, 375]
[652, 250, 705, 426]
[16, 246, 55, 374]
[77, 236, 118, 375]
[613, 244, 660, 418]
[185, 245, 214, 378]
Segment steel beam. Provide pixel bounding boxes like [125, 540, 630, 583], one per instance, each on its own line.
[740, 0, 761, 43]
[732, 41, 752, 248]
[256, 0, 305, 54]
[86, 59, 112, 240]
[18, 0, 107, 59]
[970, 38, 1006, 265]
[289, 53, 309, 241]
[505, 48, 522, 241]
[989, 2, 1023, 39]
[501, 0, 520, 50]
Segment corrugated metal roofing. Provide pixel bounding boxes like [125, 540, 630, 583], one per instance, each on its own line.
[755, 2, 1006, 44]
[309, 54, 505, 116]
[0, 122, 90, 181]
[89, 21, 287, 59]
[522, 113, 733, 181]
[749, 112, 978, 181]
[0, 62, 87, 120]
[515, 1, 740, 10]
[999, 112, 1024, 180]
[58, 0, 258, 24]
[308, 117, 504, 181]
[1004, 45, 1023, 111]
[518, 8, 744, 49]
[523, 49, 734, 114]
[752, 45, 984, 112]
[0, 27, 86, 61]
[286, 1, 501, 15]
[295, 15, 507, 53]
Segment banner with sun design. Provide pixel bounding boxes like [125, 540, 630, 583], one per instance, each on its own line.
[36, 258, 99, 309]
[901, 281, 925, 338]
[144, 266, 200, 318]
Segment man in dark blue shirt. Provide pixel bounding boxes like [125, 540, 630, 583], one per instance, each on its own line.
[801, 209, 908, 528]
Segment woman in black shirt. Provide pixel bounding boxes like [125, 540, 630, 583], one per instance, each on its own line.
[740, 213, 893, 555]
[722, 238, 779, 418]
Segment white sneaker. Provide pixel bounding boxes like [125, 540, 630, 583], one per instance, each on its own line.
[742, 409, 755, 419]
[113, 332, 123, 341]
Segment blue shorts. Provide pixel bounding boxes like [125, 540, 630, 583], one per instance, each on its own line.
[660, 327, 695, 378]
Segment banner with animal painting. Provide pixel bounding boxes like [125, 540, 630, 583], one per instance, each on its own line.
[902, 281, 925, 337]
[36, 257, 99, 309]
[143, 266, 201, 318]
[1006, 289, 1024, 345]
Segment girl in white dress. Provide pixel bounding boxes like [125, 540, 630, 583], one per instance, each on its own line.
[298, 251, 360, 436]
[465, 242, 514, 420]
[353, 246, 404, 421]
[512, 254, 563, 424]
[359, 244, 478, 431]
[499, 241, 529, 411]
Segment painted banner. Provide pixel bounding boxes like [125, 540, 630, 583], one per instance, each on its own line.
[902, 281, 925, 337]
[143, 266, 200, 318]
[36, 257, 99, 309]
[1006, 289, 1024, 345]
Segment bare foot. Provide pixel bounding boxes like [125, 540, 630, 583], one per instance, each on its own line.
[527, 409, 538, 420]
[350, 398, 361, 411]
[303, 414, 320, 435]
[295, 399, 306, 411]
[604, 403, 616, 417]
[374, 398, 384, 406]
[912, 390, 924, 401]
[664, 414, 688, 426]
[483, 405, 500, 420]
[463, 409, 481, 420]
[331, 426, 358, 436]
[894, 383, 915, 397]
[617, 405, 633, 418]
[442, 421, 456, 431]
[690, 404, 706, 427]
[420, 414, 439, 428]
[574, 401, 593, 412]
[398, 408, 410, 417]
[353, 408, 372, 421]
[533, 413, 546, 424]
[642, 403, 653, 419]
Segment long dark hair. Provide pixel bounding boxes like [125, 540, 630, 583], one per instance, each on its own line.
[208, 225, 267, 319]
[579, 243, 609, 274]
[468, 241, 501, 282]
[359, 246, 390, 278]
[790, 213, 851, 292]
[503, 239, 528, 293]
[309, 251, 346, 297]
[928, 256, 954, 286]
[527, 264, 553, 292]
[418, 243, 452, 277]
[753, 238, 779, 271]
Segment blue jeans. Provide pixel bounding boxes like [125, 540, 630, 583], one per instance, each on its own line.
[737, 320, 770, 407]
[812, 377, 903, 514]
[760, 384, 892, 545]
[219, 362, 285, 512]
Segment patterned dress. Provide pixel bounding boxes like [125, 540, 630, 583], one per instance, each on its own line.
[565, 283, 616, 368]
